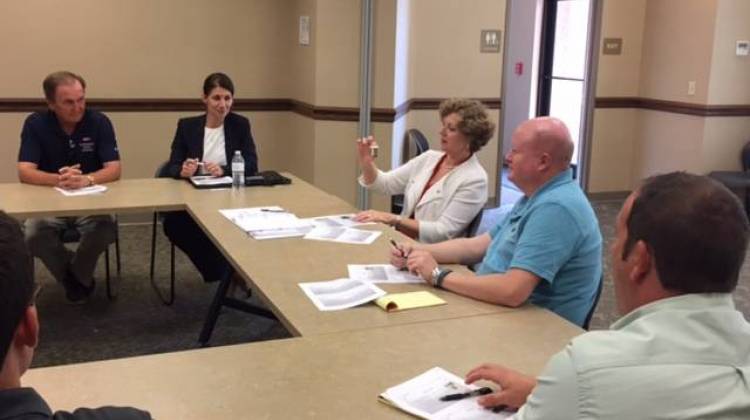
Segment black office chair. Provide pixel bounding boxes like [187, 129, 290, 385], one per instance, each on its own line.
[150, 161, 176, 305]
[582, 275, 604, 331]
[708, 139, 750, 219]
[465, 208, 484, 238]
[391, 129, 431, 214]
[59, 216, 121, 300]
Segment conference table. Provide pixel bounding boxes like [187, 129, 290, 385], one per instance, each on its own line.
[1, 176, 516, 340]
[1, 175, 583, 417]
[25, 308, 580, 419]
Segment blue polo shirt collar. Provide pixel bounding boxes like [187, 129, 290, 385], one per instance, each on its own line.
[528, 168, 574, 200]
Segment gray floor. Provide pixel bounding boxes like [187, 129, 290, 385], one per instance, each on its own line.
[31, 222, 290, 368]
[31, 202, 750, 368]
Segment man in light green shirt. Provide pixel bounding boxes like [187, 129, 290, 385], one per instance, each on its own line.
[464, 172, 750, 419]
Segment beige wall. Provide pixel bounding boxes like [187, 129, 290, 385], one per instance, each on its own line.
[589, 109, 638, 192]
[590, 0, 647, 193]
[635, 112, 706, 178]
[1, 0, 294, 98]
[596, 0, 646, 97]
[700, 0, 750, 173]
[639, 0, 717, 103]
[289, 0, 318, 105]
[708, 0, 750, 104]
[590, 0, 750, 193]
[391, 0, 505, 200]
[406, 0, 505, 99]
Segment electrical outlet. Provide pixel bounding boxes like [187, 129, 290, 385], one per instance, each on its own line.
[737, 40, 750, 56]
[299, 16, 310, 46]
[687, 81, 696, 96]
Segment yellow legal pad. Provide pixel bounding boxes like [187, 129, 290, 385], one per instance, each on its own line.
[374, 291, 446, 312]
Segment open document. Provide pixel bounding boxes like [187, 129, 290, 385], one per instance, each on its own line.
[54, 185, 108, 196]
[299, 278, 386, 311]
[348, 264, 422, 284]
[219, 206, 313, 240]
[379, 367, 515, 419]
[304, 226, 381, 245]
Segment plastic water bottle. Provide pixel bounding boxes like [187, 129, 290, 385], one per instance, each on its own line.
[231, 150, 244, 190]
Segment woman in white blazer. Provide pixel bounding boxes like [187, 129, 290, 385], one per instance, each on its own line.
[355, 98, 494, 243]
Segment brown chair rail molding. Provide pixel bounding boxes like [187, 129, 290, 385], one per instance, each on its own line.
[595, 97, 750, 117]
[1, 97, 747, 120]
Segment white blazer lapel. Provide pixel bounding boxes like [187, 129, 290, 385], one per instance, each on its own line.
[402, 152, 441, 216]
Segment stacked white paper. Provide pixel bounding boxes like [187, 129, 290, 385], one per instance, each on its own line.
[54, 185, 108, 196]
[219, 206, 313, 239]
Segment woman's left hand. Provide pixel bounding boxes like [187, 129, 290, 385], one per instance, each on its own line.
[204, 162, 224, 177]
[354, 210, 398, 226]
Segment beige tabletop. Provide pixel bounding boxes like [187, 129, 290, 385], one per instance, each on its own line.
[0, 175, 522, 336]
[25, 307, 581, 419]
[182, 175, 514, 336]
[0, 178, 187, 219]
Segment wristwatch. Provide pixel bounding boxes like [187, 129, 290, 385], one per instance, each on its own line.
[86, 175, 95, 186]
[430, 267, 452, 289]
[391, 215, 402, 228]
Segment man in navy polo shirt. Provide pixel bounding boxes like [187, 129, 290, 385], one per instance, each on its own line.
[18, 71, 121, 304]
[391, 117, 602, 327]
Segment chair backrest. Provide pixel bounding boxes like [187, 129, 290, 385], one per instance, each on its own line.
[59, 226, 82, 243]
[465, 209, 484, 238]
[401, 129, 430, 164]
[582, 275, 604, 330]
[741, 140, 750, 172]
[155, 160, 171, 178]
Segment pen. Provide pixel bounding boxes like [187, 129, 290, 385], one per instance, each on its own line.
[260, 208, 286, 213]
[439, 387, 492, 401]
[490, 405, 508, 413]
[389, 238, 406, 258]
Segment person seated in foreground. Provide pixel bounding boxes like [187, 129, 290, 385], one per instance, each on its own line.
[391, 117, 602, 326]
[0, 211, 151, 419]
[355, 98, 493, 243]
[465, 172, 750, 419]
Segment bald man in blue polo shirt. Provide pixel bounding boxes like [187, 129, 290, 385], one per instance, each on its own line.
[392, 117, 601, 327]
[18, 71, 121, 304]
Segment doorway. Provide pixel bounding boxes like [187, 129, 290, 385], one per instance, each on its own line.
[497, 0, 600, 208]
[538, 0, 594, 172]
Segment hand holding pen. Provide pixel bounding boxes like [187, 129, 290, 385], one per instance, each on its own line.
[389, 239, 413, 269]
[464, 363, 536, 411]
[439, 387, 508, 414]
[181, 158, 201, 178]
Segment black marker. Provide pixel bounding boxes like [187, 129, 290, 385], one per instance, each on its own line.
[439, 387, 493, 401]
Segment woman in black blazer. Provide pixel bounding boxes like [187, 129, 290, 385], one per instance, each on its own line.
[162, 72, 258, 283]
